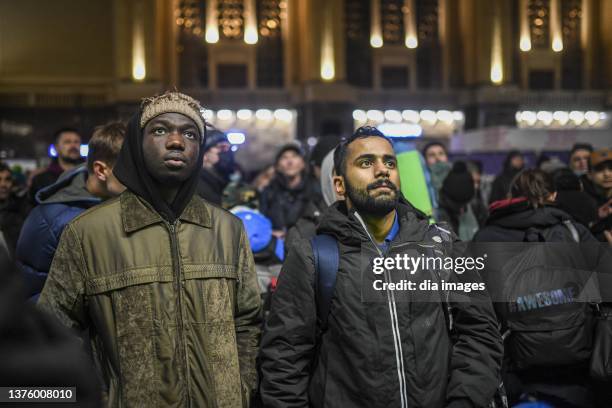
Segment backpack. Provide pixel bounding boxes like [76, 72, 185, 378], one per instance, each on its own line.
[310, 225, 508, 408]
[499, 220, 600, 371]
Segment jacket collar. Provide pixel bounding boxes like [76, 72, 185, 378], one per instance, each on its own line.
[121, 190, 211, 233]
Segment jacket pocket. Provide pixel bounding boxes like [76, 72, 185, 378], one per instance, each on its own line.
[85, 268, 171, 407]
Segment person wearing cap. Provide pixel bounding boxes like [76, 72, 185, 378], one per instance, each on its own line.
[196, 128, 234, 205]
[259, 143, 323, 237]
[489, 150, 525, 204]
[38, 91, 262, 407]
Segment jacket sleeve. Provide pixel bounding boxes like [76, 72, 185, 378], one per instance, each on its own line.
[259, 239, 317, 408]
[235, 226, 263, 401]
[15, 206, 58, 301]
[37, 223, 89, 331]
[445, 243, 503, 407]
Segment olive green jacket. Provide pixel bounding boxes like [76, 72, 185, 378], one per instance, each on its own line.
[39, 191, 262, 407]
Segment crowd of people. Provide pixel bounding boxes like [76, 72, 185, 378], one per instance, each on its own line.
[0, 90, 611, 408]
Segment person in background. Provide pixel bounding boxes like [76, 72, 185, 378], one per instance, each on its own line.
[196, 129, 234, 205]
[436, 161, 477, 240]
[38, 92, 261, 406]
[583, 149, 612, 243]
[489, 150, 525, 203]
[422, 141, 449, 167]
[260, 144, 323, 237]
[16, 122, 126, 301]
[309, 136, 340, 180]
[568, 143, 593, 177]
[473, 169, 602, 407]
[285, 146, 341, 251]
[30, 128, 83, 204]
[0, 162, 28, 256]
[551, 168, 599, 230]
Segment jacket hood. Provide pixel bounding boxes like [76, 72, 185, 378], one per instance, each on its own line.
[317, 195, 429, 246]
[320, 149, 336, 206]
[486, 197, 573, 230]
[113, 112, 205, 222]
[36, 166, 99, 205]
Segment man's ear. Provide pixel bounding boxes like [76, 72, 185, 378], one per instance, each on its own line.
[92, 161, 109, 182]
[333, 175, 346, 197]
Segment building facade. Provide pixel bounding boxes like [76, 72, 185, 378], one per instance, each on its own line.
[1, 0, 611, 168]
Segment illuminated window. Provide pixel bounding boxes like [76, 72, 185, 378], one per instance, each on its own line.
[219, 0, 244, 40]
[528, 0, 550, 49]
[381, 0, 404, 45]
[345, 0, 373, 87]
[416, 0, 441, 88]
[257, 0, 284, 87]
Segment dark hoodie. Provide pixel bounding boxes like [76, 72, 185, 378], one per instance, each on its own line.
[489, 151, 524, 204]
[112, 113, 205, 222]
[16, 166, 100, 301]
[260, 197, 502, 408]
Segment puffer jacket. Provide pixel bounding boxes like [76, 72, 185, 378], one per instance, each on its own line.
[17, 166, 100, 301]
[259, 198, 502, 408]
[38, 190, 262, 407]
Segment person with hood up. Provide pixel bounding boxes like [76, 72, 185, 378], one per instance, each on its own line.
[260, 143, 324, 236]
[38, 91, 261, 407]
[17, 122, 126, 301]
[284, 145, 341, 251]
[259, 126, 502, 408]
[436, 161, 480, 240]
[489, 150, 525, 204]
[196, 128, 234, 205]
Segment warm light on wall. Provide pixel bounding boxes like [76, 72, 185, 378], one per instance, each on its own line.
[244, 0, 258, 44]
[519, 0, 531, 51]
[132, 0, 146, 81]
[370, 0, 383, 48]
[205, 0, 219, 43]
[320, 2, 335, 81]
[490, 16, 503, 84]
[550, 0, 563, 52]
[403, 0, 418, 49]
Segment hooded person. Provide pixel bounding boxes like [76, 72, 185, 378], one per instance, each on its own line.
[196, 129, 234, 205]
[489, 150, 525, 204]
[38, 91, 262, 407]
[436, 161, 479, 240]
[284, 147, 340, 252]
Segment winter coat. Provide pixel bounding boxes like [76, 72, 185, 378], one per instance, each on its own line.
[38, 190, 262, 407]
[259, 173, 324, 231]
[259, 199, 503, 408]
[473, 198, 597, 244]
[16, 167, 100, 301]
[29, 160, 66, 205]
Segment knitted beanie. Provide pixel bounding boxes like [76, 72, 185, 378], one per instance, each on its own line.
[441, 161, 475, 204]
[139, 91, 206, 137]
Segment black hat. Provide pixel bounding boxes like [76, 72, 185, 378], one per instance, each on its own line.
[275, 143, 304, 164]
[309, 136, 340, 168]
[441, 161, 475, 204]
[203, 129, 228, 152]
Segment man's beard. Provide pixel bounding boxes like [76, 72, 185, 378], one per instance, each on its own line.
[346, 178, 399, 217]
[60, 153, 84, 165]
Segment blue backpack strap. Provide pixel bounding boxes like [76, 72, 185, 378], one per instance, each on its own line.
[310, 234, 339, 330]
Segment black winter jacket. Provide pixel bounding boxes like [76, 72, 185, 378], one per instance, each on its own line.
[259, 199, 503, 408]
[259, 173, 323, 231]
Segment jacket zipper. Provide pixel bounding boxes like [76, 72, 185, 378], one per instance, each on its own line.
[167, 221, 191, 407]
[353, 211, 409, 408]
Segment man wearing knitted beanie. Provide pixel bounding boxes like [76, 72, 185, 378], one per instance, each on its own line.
[39, 91, 262, 407]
